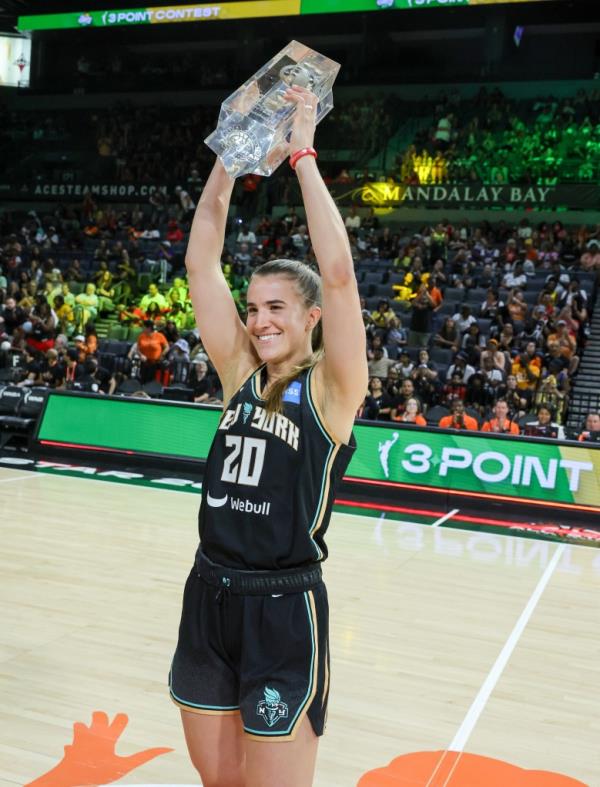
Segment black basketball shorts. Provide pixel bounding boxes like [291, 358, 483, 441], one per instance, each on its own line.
[169, 564, 330, 741]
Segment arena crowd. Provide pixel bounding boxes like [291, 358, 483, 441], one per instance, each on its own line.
[0, 191, 598, 441]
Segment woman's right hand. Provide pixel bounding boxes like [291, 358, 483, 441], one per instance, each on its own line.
[284, 86, 317, 155]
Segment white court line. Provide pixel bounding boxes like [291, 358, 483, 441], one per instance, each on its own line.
[431, 508, 459, 527]
[424, 542, 567, 787]
[0, 473, 41, 484]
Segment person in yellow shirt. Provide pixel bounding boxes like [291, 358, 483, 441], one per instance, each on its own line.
[370, 299, 396, 329]
[511, 341, 542, 391]
[52, 294, 76, 336]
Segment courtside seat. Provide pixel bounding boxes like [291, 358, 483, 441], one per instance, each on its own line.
[424, 404, 449, 426]
[0, 386, 47, 449]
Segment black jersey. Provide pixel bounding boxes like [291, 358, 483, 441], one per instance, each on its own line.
[198, 363, 356, 571]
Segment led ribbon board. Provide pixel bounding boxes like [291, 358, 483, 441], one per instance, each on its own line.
[17, 0, 555, 32]
[37, 393, 600, 511]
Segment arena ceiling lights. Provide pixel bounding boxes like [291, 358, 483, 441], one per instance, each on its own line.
[17, 0, 556, 32]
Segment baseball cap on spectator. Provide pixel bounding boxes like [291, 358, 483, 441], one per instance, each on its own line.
[143, 319, 155, 328]
[523, 260, 535, 276]
[191, 355, 207, 364]
[557, 319, 567, 325]
[161, 240, 171, 247]
[559, 274, 570, 285]
[74, 334, 85, 342]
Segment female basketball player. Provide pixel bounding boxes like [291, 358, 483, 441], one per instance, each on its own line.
[169, 86, 368, 787]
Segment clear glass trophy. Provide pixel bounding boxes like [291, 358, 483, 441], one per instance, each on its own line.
[205, 40, 340, 178]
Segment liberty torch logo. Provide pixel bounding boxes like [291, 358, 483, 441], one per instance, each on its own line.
[256, 687, 288, 727]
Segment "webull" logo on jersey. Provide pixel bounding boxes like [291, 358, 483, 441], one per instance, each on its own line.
[206, 491, 272, 516]
[230, 496, 271, 516]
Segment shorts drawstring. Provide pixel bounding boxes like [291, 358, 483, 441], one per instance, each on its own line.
[215, 576, 231, 605]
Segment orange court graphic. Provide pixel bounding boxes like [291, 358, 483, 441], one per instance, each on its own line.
[25, 711, 173, 787]
[357, 750, 587, 786]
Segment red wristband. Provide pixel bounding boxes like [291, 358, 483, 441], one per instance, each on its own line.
[290, 147, 317, 170]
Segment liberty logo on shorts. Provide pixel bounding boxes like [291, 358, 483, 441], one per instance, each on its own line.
[242, 402, 253, 424]
[256, 687, 288, 727]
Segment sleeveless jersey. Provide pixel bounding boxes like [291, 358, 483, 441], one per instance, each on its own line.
[198, 364, 356, 570]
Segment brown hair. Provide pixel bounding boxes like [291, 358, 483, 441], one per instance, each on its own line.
[250, 259, 323, 414]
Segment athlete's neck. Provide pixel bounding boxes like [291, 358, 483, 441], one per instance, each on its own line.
[264, 347, 314, 387]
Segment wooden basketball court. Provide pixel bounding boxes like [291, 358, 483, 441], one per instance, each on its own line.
[1, 466, 598, 786]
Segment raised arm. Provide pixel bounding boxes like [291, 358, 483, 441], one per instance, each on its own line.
[286, 87, 368, 431]
[185, 160, 256, 392]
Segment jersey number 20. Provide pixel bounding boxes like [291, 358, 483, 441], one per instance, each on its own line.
[221, 435, 266, 486]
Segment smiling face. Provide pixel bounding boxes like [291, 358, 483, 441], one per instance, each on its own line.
[246, 275, 320, 367]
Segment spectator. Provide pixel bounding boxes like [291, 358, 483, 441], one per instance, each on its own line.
[534, 374, 567, 424]
[460, 322, 484, 366]
[434, 316, 459, 352]
[394, 396, 426, 426]
[344, 206, 361, 230]
[136, 319, 169, 384]
[368, 346, 395, 379]
[370, 299, 396, 330]
[139, 282, 169, 313]
[386, 316, 407, 352]
[523, 405, 564, 439]
[357, 385, 380, 421]
[481, 353, 504, 392]
[479, 337, 506, 375]
[442, 370, 467, 406]
[505, 288, 528, 328]
[408, 284, 435, 347]
[497, 373, 530, 418]
[447, 352, 476, 383]
[452, 304, 477, 335]
[511, 342, 542, 391]
[174, 185, 196, 221]
[502, 262, 528, 290]
[438, 399, 479, 431]
[40, 347, 65, 389]
[236, 223, 256, 246]
[393, 349, 414, 380]
[366, 376, 393, 421]
[481, 399, 520, 435]
[74, 283, 99, 332]
[498, 323, 516, 354]
[1, 297, 27, 336]
[411, 349, 439, 405]
[390, 378, 419, 420]
[577, 412, 600, 442]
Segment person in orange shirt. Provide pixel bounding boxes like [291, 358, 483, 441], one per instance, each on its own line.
[427, 276, 443, 309]
[396, 396, 427, 426]
[438, 399, 479, 431]
[481, 399, 520, 435]
[137, 319, 169, 383]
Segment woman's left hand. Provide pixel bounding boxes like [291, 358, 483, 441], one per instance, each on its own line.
[284, 86, 317, 155]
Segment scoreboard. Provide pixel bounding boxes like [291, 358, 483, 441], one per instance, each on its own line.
[17, 0, 557, 32]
